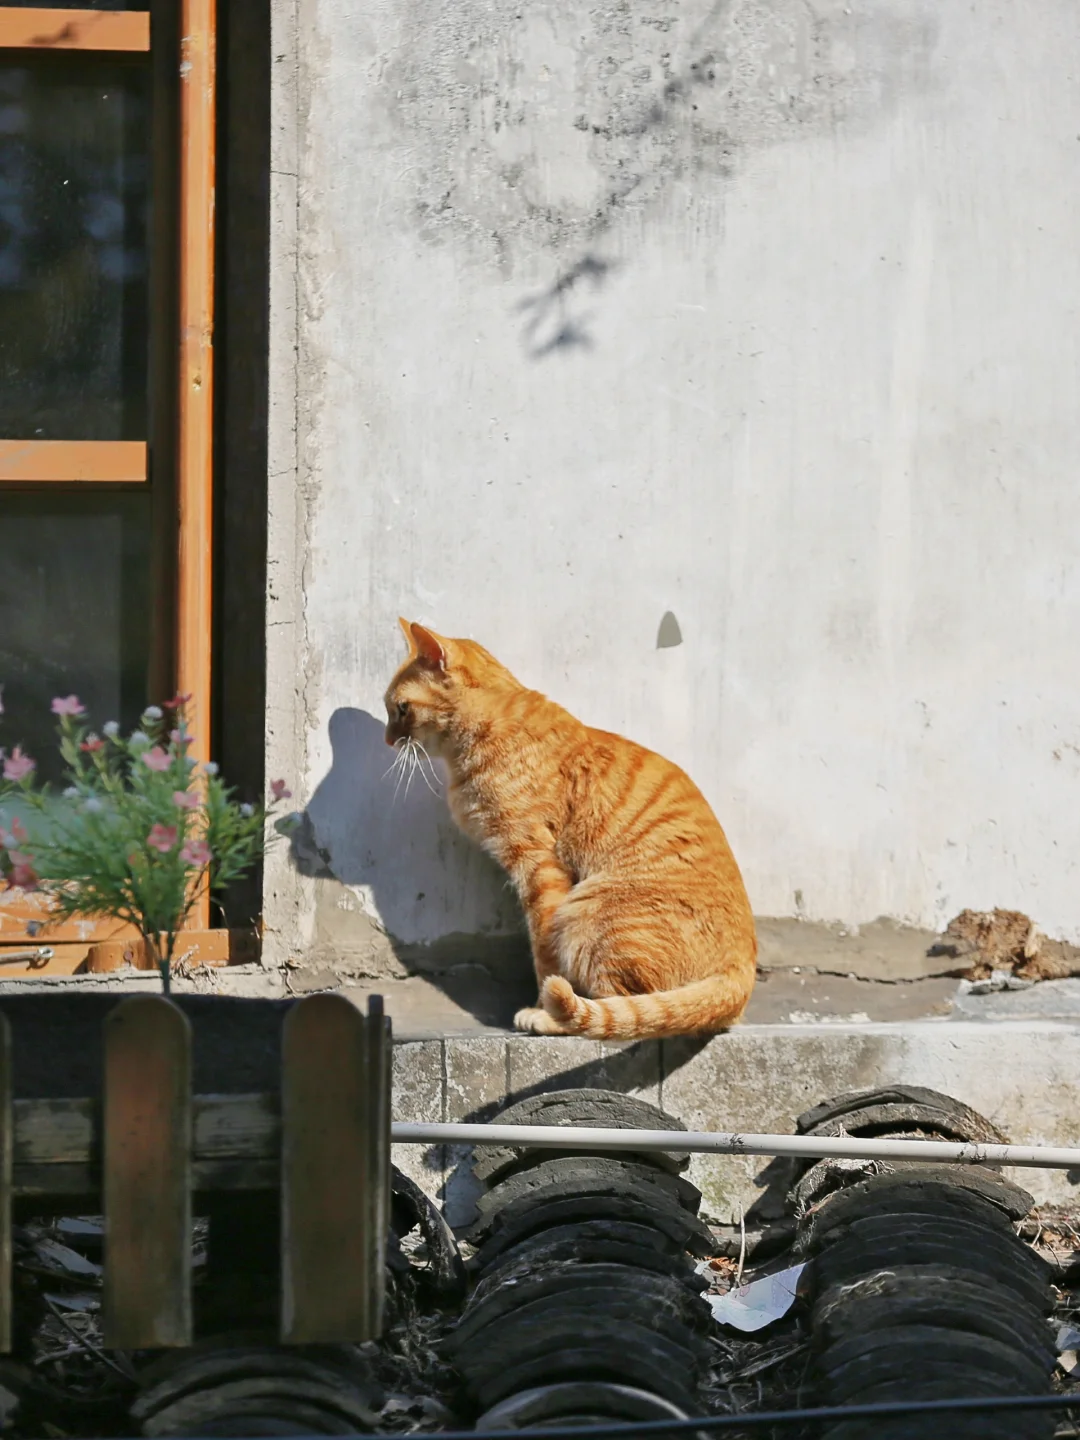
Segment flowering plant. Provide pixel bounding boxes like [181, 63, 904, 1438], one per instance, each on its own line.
[0, 690, 293, 994]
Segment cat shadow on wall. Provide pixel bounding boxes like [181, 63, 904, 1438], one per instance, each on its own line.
[288, 707, 534, 1026]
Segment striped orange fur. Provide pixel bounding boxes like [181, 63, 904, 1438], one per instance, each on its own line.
[384, 620, 757, 1039]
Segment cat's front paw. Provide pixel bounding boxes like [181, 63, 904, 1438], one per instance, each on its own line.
[513, 1005, 562, 1035]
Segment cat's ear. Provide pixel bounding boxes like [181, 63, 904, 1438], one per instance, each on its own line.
[398, 617, 417, 654]
[410, 623, 447, 672]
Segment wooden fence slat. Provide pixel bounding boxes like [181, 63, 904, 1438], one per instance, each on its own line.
[12, 1092, 279, 1197]
[281, 993, 386, 1343]
[366, 995, 390, 1338]
[103, 997, 192, 1348]
[0, 1014, 11, 1353]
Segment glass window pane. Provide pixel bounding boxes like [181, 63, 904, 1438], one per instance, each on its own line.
[0, 58, 150, 441]
[0, 491, 151, 784]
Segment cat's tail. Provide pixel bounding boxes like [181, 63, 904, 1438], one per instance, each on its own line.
[538, 968, 754, 1041]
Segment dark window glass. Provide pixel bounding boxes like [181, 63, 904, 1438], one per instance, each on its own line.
[0, 491, 151, 784]
[0, 58, 150, 440]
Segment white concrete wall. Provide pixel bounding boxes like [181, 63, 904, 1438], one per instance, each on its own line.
[266, 0, 1080, 965]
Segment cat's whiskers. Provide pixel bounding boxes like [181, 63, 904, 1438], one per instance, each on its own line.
[387, 739, 412, 804]
[384, 736, 442, 803]
[399, 742, 422, 800]
[382, 736, 409, 781]
[410, 739, 443, 796]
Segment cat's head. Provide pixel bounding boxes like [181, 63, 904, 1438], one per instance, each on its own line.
[384, 619, 506, 754]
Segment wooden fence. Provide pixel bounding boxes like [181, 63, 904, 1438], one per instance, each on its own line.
[0, 992, 391, 1350]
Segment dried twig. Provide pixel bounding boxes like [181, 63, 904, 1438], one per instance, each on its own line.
[735, 1204, 747, 1287]
[714, 1341, 807, 1386]
[42, 1297, 136, 1382]
[33, 1346, 84, 1365]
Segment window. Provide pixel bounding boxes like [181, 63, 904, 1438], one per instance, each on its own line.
[0, 0, 217, 971]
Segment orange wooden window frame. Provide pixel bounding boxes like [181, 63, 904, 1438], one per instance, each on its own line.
[0, 0, 217, 943]
[175, 0, 216, 928]
[176, 0, 215, 781]
[0, 440, 148, 482]
[0, 8, 149, 51]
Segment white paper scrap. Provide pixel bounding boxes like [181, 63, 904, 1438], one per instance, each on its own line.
[704, 1263, 807, 1333]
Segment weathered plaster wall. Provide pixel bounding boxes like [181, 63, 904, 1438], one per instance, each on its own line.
[266, 0, 1080, 973]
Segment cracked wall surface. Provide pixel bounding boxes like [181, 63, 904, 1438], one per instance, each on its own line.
[265, 0, 1080, 976]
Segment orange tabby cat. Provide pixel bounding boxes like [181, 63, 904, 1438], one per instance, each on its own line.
[384, 620, 756, 1039]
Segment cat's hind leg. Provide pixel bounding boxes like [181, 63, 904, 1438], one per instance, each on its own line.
[510, 851, 580, 1032]
[513, 871, 618, 1034]
[508, 877, 610, 1034]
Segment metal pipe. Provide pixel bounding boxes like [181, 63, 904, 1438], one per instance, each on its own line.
[391, 1121, 1080, 1171]
[0, 947, 54, 967]
[37, 1393, 1080, 1440]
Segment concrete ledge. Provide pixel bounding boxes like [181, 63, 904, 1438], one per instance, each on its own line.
[4, 973, 1074, 1229]
[391, 1021, 1080, 1226]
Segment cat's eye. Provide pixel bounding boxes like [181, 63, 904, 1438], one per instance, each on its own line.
[397, 701, 410, 719]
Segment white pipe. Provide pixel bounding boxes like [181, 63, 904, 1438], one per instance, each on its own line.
[391, 1122, 1080, 1171]
[0, 947, 54, 967]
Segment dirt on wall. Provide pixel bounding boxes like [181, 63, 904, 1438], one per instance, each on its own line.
[375, 0, 940, 271]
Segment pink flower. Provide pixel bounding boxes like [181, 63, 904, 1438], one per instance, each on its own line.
[141, 746, 171, 772]
[0, 818, 27, 849]
[170, 728, 193, 748]
[4, 845, 38, 890]
[172, 789, 200, 810]
[6, 859, 37, 891]
[165, 692, 192, 711]
[51, 695, 85, 717]
[180, 838, 211, 867]
[147, 823, 177, 853]
[2, 746, 35, 783]
[80, 736, 105, 753]
[270, 779, 292, 801]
